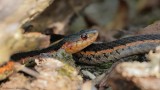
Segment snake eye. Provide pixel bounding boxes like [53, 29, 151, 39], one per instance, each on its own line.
[81, 34, 88, 40]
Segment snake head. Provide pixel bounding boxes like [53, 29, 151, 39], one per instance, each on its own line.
[61, 29, 98, 54]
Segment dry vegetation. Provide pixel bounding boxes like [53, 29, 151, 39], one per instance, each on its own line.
[0, 0, 160, 90]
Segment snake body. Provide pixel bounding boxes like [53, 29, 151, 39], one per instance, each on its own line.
[73, 34, 160, 65]
[11, 31, 160, 65]
[1, 29, 160, 80]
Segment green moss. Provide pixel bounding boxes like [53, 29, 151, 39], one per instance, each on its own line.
[57, 64, 76, 78]
[98, 62, 114, 69]
[51, 49, 78, 79]
[55, 49, 75, 67]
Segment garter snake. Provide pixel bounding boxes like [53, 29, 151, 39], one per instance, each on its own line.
[1, 29, 160, 80]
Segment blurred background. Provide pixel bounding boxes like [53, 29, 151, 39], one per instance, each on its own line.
[23, 0, 160, 42]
